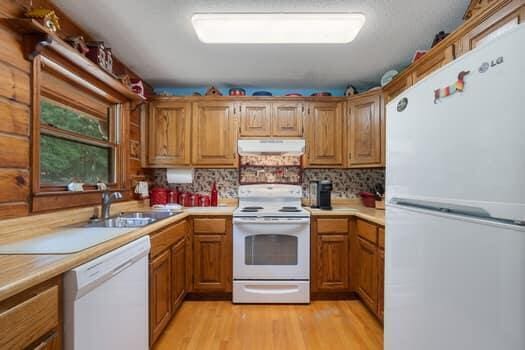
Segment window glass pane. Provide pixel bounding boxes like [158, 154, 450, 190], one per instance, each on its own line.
[245, 234, 298, 265]
[40, 99, 109, 141]
[40, 135, 112, 185]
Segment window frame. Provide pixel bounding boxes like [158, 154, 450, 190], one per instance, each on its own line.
[31, 54, 129, 211]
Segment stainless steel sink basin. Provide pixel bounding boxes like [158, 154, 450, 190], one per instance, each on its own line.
[84, 211, 176, 228]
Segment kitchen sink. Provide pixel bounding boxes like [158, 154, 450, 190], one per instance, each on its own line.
[84, 211, 177, 228]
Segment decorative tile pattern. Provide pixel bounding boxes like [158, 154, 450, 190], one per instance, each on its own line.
[153, 168, 385, 199]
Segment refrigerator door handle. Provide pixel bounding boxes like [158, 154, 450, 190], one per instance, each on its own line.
[390, 197, 525, 226]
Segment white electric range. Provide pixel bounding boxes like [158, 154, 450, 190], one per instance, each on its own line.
[233, 184, 310, 303]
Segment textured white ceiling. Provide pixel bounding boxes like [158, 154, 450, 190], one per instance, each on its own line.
[53, 0, 467, 88]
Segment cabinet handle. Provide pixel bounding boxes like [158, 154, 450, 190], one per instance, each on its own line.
[349, 152, 352, 160]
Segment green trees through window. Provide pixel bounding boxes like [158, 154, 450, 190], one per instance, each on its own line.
[40, 100, 113, 186]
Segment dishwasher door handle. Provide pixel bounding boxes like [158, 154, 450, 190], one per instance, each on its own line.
[111, 258, 135, 276]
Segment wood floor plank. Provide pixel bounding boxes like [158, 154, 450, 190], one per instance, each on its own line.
[154, 300, 383, 350]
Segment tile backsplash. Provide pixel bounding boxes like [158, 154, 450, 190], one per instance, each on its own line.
[153, 168, 384, 199]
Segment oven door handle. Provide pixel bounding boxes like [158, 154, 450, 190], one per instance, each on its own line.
[233, 217, 310, 224]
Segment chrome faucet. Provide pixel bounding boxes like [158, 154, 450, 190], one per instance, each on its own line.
[101, 191, 123, 220]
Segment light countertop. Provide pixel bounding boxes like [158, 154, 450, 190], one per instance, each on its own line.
[0, 203, 383, 302]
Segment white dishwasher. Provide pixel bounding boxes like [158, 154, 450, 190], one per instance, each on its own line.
[63, 236, 150, 350]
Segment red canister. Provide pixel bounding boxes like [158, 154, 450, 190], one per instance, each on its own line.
[183, 192, 193, 207]
[150, 187, 168, 206]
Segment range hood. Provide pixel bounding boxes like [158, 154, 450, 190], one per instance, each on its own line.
[238, 139, 305, 156]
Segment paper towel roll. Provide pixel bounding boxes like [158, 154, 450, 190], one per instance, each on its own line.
[166, 169, 193, 184]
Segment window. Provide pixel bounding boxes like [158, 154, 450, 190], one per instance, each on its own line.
[39, 99, 115, 186]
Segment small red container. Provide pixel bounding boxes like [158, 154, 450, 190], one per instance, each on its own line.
[359, 192, 376, 208]
[183, 193, 193, 207]
[150, 187, 168, 206]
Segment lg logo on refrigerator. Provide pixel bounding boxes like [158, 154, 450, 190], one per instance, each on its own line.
[479, 56, 504, 73]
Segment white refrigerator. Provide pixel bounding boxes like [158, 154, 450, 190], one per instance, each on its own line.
[385, 25, 525, 350]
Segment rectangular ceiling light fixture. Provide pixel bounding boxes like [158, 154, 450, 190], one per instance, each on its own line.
[191, 13, 366, 44]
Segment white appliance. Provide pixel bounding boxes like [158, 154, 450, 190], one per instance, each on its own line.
[237, 139, 305, 155]
[386, 26, 525, 350]
[233, 184, 310, 303]
[63, 236, 150, 350]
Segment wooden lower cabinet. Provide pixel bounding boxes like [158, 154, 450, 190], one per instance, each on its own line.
[378, 248, 385, 322]
[316, 235, 349, 291]
[311, 218, 350, 294]
[149, 219, 190, 345]
[171, 238, 187, 312]
[149, 249, 172, 344]
[0, 278, 61, 350]
[356, 237, 378, 312]
[33, 332, 59, 350]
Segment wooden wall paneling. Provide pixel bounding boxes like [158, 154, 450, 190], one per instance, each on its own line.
[0, 202, 29, 220]
[0, 97, 30, 136]
[0, 59, 30, 104]
[0, 169, 29, 203]
[0, 133, 29, 168]
[0, 24, 30, 73]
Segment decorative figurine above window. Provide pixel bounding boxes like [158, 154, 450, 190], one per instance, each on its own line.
[25, 7, 61, 32]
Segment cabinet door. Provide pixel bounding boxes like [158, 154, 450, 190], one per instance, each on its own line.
[316, 235, 349, 291]
[171, 238, 186, 313]
[459, 4, 525, 56]
[239, 102, 271, 137]
[384, 75, 413, 103]
[272, 102, 304, 137]
[148, 101, 191, 166]
[347, 94, 382, 167]
[305, 102, 344, 167]
[33, 332, 59, 350]
[356, 237, 378, 312]
[150, 250, 171, 344]
[411, 46, 455, 83]
[193, 235, 231, 291]
[192, 101, 238, 167]
[378, 248, 385, 322]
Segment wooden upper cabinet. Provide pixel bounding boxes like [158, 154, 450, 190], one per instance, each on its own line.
[305, 102, 344, 168]
[458, 2, 525, 56]
[192, 101, 238, 167]
[148, 101, 191, 167]
[347, 92, 383, 167]
[412, 46, 455, 83]
[239, 102, 271, 137]
[272, 102, 304, 137]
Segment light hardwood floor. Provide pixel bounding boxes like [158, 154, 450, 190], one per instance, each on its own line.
[154, 300, 383, 350]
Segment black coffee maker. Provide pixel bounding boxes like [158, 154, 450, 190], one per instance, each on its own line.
[319, 180, 333, 210]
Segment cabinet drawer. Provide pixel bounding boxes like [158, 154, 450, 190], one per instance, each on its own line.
[378, 227, 385, 249]
[356, 219, 378, 244]
[316, 218, 348, 234]
[0, 285, 59, 349]
[193, 218, 227, 234]
[150, 220, 187, 258]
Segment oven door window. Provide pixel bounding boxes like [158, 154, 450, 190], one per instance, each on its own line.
[245, 234, 298, 265]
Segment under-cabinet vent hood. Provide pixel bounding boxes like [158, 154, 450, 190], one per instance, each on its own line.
[238, 139, 305, 156]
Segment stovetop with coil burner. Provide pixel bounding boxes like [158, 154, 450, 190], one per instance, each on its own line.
[234, 185, 310, 218]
